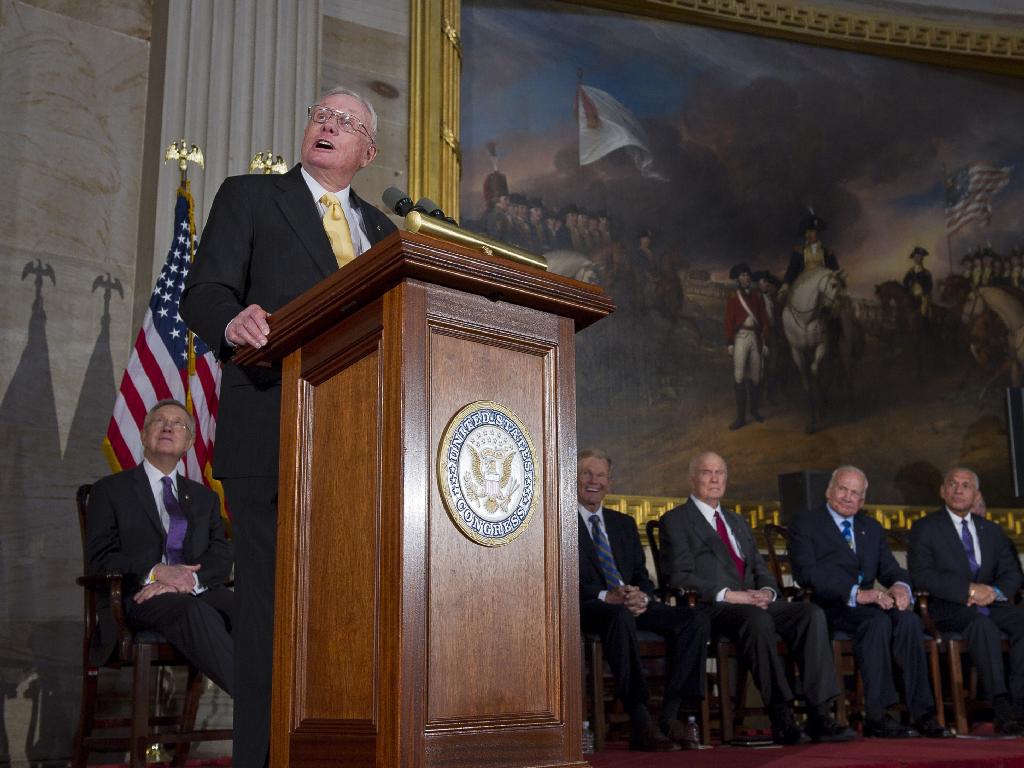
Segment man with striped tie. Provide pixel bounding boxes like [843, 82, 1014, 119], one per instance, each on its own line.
[909, 467, 1024, 735]
[578, 449, 710, 751]
[789, 466, 950, 738]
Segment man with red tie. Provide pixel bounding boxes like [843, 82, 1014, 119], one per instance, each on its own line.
[909, 467, 1024, 734]
[658, 451, 854, 744]
[86, 399, 233, 694]
[578, 449, 710, 751]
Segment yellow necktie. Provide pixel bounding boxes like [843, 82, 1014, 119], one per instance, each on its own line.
[319, 193, 356, 268]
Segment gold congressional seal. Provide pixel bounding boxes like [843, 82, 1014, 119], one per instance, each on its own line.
[437, 401, 538, 546]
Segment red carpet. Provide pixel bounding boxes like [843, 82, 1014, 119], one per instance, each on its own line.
[587, 738, 1024, 768]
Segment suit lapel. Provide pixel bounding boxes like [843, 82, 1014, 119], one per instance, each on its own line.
[274, 165, 338, 280]
[352, 187, 388, 245]
[578, 514, 602, 573]
[689, 500, 737, 573]
[938, 511, 975, 579]
[132, 465, 166, 541]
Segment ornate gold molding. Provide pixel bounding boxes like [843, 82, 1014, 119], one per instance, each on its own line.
[409, 0, 462, 219]
[602, 493, 1024, 547]
[568, 0, 1024, 75]
[408, 0, 1022, 231]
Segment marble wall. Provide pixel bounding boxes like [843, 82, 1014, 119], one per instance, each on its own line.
[0, 0, 411, 763]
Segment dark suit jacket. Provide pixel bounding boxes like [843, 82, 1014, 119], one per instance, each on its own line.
[789, 505, 909, 613]
[579, 508, 656, 602]
[180, 164, 397, 477]
[908, 508, 1022, 609]
[658, 498, 779, 603]
[85, 464, 233, 665]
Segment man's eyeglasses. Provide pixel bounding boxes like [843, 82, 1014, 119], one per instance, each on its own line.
[307, 105, 375, 146]
[149, 417, 192, 435]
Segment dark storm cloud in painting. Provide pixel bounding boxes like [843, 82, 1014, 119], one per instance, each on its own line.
[461, 0, 1024, 296]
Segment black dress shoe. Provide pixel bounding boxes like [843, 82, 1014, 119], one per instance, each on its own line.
[806, 714, 858, 743]
[863, 714, 919, 738]
[995, 718, 1024, 736]
[770, 706, 805, 745]
[662, 718, 701, 749]
[630, 724, 680, 751]
[914, 714, 953, 738]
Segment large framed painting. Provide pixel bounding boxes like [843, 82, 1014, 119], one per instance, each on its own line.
[411, 0, 1024, 505]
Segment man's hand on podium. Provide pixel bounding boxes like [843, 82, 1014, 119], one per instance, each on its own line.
[226, 304, 271, 348]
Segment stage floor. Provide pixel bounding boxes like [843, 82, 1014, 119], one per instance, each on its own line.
[587, 735, 1024, 768]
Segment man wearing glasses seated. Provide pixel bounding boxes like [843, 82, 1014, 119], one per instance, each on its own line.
[86, 399, 234, 695]
[181, 87, 396, 768]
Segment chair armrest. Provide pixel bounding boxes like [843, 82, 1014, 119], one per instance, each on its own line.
[913, 590, 942, 639]
[659, 586, 699, 607]
[77, 571, 131, 645]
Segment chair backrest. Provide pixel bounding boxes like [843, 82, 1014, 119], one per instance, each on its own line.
[76, 484, 92, 566]
[645, 518, 666, 594]
[762, 523, 795, 590]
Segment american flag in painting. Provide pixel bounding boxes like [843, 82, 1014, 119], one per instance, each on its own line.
[103, 182, 225, 517]
[945, 163, 1012, 235]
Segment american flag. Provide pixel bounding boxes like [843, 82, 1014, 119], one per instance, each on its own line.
[945, 163, 1012, 235]
[103, 182, 226, 520]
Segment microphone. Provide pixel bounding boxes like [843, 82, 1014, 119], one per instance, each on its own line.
[415, 197, 457, 226]
[382, 187, 420, 216]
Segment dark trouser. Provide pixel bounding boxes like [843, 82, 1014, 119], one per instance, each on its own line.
[581, 599, 710, 726]
[708, 599, 840, 709]
[830, 605, 933, 720]
[222, 476, 278, 768]
[932, 601, 1024, 703]
[127, 587, 234, 695]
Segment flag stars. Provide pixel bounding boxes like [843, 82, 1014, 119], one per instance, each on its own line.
[177, 234, 187, 245]
[158, 307, 169, 318]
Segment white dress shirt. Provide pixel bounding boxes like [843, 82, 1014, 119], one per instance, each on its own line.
[141, 459, 203, 593]
[690, 496, 774, 603]
[301, 167, 371, 255]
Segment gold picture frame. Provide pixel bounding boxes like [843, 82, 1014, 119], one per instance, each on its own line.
[409, 0, 1024, 221]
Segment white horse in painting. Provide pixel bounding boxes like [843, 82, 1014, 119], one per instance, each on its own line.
[963, 286, 1024, 386]
[543, 249, 600, 284]
[782, 266, 845, 433]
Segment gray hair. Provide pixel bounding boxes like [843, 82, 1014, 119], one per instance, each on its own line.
[578, 448, 612, 472]
[829, 465, 868, 493]
[688, 451, 727, 478]
[143, 398, 195, 437]
[943, 466, 981, 490]
[320, 86, 378, 139]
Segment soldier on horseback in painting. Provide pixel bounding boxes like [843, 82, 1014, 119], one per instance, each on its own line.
[725, 263, 771, 430]
[780, 213, 840, 298]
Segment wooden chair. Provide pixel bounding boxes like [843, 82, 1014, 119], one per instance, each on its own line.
[763, 523, 859, 726]
[645, 519, 713, 744]
[72, 484, 232, 768]
[764, 523, 945, 730]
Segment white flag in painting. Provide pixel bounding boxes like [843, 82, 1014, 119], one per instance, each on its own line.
[577, 84, 664, 180]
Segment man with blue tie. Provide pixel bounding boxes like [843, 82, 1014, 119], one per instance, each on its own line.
[86, 399, 234, 695]
[578, 449, 710, 751]
[789, 466, 950, 738]
[909, 467, 1024, 734]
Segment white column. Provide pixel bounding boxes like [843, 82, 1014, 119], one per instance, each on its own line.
[153, 0, 321, 277]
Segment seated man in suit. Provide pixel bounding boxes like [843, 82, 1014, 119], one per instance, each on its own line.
[788, 466, 950, 737]
[909, 467, 1024, 734]
[578, 449, 710, 751]
[659, 451, 855, 744]
[86, 399, 234, 694]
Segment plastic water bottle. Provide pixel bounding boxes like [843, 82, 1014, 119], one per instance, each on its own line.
[581, 720, 595, 754]
[683, 715, 700, 749]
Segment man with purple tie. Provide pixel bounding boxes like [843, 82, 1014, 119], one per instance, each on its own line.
[909, 467, 1024, 734]
[86, 399, 234, 695]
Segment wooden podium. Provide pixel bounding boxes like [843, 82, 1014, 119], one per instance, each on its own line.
[234, 231, 613, 768]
